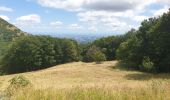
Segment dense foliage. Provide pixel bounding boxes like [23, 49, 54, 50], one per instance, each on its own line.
[81, 45, 106, 62]
[92, 36, 124, 60]
[1, 36, 80, 73]
[116, 9, 170, 73]
[81, 36, 124, 62]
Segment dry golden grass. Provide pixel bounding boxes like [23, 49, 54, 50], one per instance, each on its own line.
[11, 84, 170, 100]
[0, 61, 170, 90]
[0, 61, 170, 100]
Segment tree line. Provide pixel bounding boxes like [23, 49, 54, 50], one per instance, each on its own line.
[0, 36, 79, 73]
[81, 9, 170, 73]
[116, 9, 170, 73]
[0, 9, 170, 74]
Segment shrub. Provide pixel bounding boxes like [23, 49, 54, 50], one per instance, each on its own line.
[141, 57, 154, 72]
[93, 51, 106, 64]
[9, 75, 30, 87]
[6, 75, 31, 95]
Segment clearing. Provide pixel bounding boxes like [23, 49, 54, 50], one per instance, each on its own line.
[0, 61, 170, 90]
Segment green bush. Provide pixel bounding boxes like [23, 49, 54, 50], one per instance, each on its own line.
[141, 57, 154, 72]
[7, 75, 31, 95]
[9, 75, 30, 87]
[93, 51, 106, 64]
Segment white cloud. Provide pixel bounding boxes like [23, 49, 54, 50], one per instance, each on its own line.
[0, 15, 10, 21]
[16, 14, 41, 24]
[133, 16, 149, 22]
[37, 0, 84, 11]
[156, 0, 170, 5]
[50, 21, 63, 28]
[153, 6, 169, 16]
[77, 11, 124, 24]
[103, 20, 130, 32]
[78, 10, 149, 23]
[36, 0, 156, 12]
[83, 0, 151, 11]
[30, 0, 170, 33]
[78, 10, 132, 32]
[0, 6, 13, 12]
[68, 24, 82, 30]
[89, 26, 98, 32]
[50, 21, 63, 26]
[77, 10, 146, 30]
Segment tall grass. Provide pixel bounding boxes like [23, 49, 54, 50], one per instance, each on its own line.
[11, 81, 170, 100]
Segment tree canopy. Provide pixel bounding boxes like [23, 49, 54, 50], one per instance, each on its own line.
[1, 36, 80, 73]
[116, 9, 170, 73]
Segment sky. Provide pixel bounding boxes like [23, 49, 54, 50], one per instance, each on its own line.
[0, 0, 169, 35]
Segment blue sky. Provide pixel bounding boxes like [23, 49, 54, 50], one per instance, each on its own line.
[0, 0, 169, 35]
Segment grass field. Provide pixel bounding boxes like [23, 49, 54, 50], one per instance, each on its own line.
[0, 61, 170, 100]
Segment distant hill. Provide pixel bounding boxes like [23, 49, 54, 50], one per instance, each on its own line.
[35, 33, 109, 43]
[54, 33, 105, 43]
[0, 18, 28, 57]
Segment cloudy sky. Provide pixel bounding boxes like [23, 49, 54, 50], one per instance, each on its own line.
[0, 0, 169, 35]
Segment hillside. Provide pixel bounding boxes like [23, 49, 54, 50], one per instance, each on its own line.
[0, 61, 170, 90]
[0, 61, 169, 99]
[0, 18, 28, 57]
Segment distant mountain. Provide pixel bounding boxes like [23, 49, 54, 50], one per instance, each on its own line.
[54, 34, 105, 43]
[0, 18, 28, 57]
[35, 33, 109, 43]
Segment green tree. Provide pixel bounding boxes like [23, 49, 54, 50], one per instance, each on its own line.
[61, 39, 79, 63]
[83, 45, 106, 63]
[116, 36, 141, 66]
[1, 36, 42, 73]
[38, 36, 56, 67]
[147, 10, 170, 72]
[1, 36, 80, 74]
[93, 51, 106, 64]
[116, 9, 170, 73]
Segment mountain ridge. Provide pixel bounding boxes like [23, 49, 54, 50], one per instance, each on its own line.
[0, 18, 28, 57]
[0, 18, 28, 41]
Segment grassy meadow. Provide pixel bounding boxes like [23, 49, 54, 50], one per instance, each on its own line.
[0, 61, 170, 100]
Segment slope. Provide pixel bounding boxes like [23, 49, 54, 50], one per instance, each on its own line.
[0, 61, 170, 90]
[0, 18, 28, 57]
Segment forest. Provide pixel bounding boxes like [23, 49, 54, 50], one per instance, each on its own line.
[0, 9, 170, 74]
